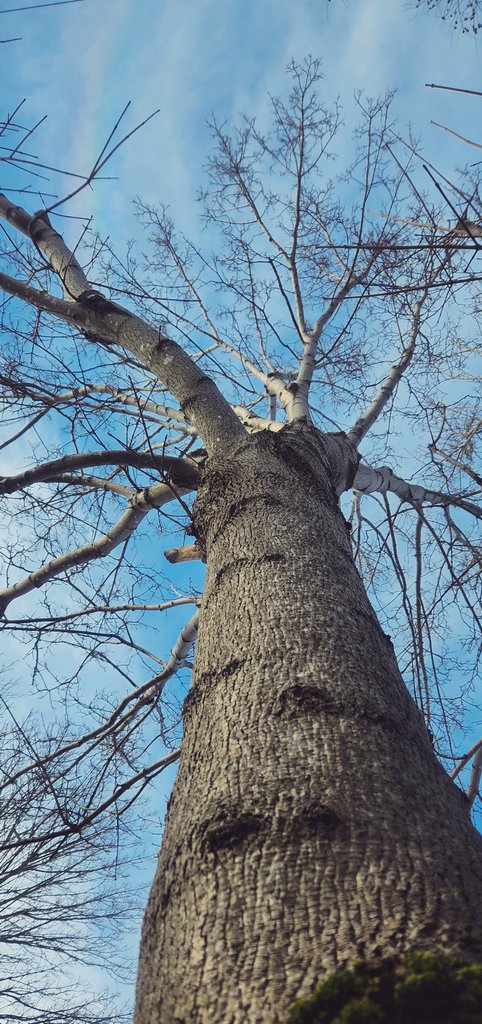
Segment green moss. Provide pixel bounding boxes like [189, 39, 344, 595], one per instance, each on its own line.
[334, 996, 386, 1023]
[395, 952, 482, 1024]
[288, 952, 482, 1024]
[288, 961, 388, 1024]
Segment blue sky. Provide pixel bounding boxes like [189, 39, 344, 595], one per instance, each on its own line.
[1, 0, 482, 1013]
[2, 0, 482, 245]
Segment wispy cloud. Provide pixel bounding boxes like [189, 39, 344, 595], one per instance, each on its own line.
[3, 0, 481, 244]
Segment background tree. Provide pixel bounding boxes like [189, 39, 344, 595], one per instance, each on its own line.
[0, 58, 482, 1021]
[415, 0, 482, 35]
[327, 0, 482, 35]
[0, 711, 138, 1024]
[0, 3, 155, 1021]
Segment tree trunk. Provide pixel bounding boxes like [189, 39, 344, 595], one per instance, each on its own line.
[135, 425, 482, 1024]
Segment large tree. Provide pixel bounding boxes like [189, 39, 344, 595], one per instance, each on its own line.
[1, 61, 482, 1021]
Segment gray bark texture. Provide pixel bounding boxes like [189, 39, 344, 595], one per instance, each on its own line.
[134, 425, 482, 1024]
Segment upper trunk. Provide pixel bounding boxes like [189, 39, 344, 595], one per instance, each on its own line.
[135, 425, 482, 1024]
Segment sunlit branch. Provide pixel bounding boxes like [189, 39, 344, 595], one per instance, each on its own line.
[292, 258, 378, 421]
[232, 404, 284, 432]
[5, 595, 199, 628]
[347, 291, 427, 446]
[429, 444, 482, 488]
[0, 194, 90, 298]
[466, 748, 482, 809]
[450, 741, 482, 786]
[44, 473, 135, 497]
[368, 208, 482, 238]
[0, 480, 193, 617]
[431, 119, 482, 153]
[0, 447, 200, 493]
[0, 378, 195, 449]
[164, 544, 202, 563]
[54, 383, 193, 432]
[0, 201, 246, 452]
[352, 461, 482, 518]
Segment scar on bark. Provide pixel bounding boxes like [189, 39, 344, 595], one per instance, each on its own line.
[214, 552, 286, 588]
[276, 683, 342, 717]
[77, 289, 133, 317]
[201, 810, 265, 853]
[200, 802, 344, 854]
[289, 802, 344, 837]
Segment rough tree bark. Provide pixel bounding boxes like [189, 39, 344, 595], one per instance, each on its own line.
[135, 424, 482, 1024]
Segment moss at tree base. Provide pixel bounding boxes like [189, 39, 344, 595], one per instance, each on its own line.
[288, 952, 482, 1024]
